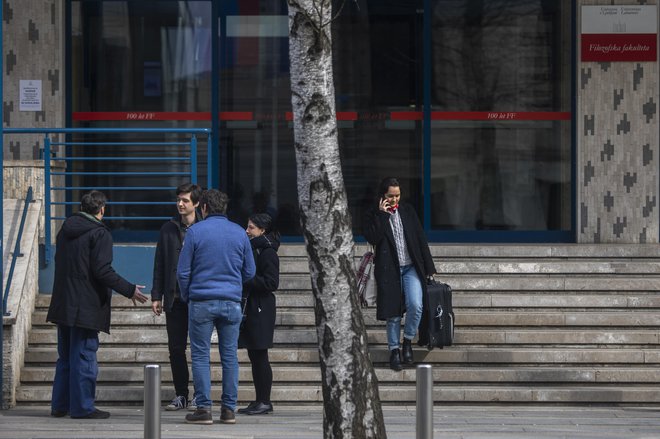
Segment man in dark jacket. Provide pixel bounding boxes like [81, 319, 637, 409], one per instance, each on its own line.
[151, 183, 201, 411]
[47, 190, 148, 419]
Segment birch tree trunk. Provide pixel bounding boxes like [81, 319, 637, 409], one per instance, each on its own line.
[287, 1, 386, 437]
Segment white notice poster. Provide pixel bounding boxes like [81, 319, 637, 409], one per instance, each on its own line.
[20, 80, 42, 111]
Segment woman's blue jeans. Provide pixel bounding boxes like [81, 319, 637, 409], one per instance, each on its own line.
[386, 264, 423, 351]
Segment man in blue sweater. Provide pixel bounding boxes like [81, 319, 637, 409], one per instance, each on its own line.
[177, 189, 256, 425]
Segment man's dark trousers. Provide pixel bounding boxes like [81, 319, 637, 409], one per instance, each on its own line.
[166, 299, 189, 400]
[51, 325, 99, 417]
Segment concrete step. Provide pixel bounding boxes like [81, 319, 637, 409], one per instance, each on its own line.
[22, 346, 660, 365]
[330, 243, 660, 258]
[25, 244, 660, 405]
[238, 275, 660, 292]
[15, 383, 660, 404]
[19, 365, 660, 384]
[27, 327, 660, 346]
[34, 292, 660, 310]
[30, 309, 660, 327]
[283, 258, 660, 274]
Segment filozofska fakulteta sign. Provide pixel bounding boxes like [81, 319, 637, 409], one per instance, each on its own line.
[581, 5, 657, 62]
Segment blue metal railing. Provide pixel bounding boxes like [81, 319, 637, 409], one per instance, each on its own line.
[2, 187, 33, 317]
[5, 128, 212, 265]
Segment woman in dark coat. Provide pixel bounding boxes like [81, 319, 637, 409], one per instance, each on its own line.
[363, 177, 436, 371]
[238, 213, 280, 415]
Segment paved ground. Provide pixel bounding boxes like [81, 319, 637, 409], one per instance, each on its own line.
[0, 405, 659, 438]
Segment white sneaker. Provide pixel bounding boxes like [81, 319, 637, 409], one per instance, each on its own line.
[165, 395, 187, 411]
[187, 396, 197, 411]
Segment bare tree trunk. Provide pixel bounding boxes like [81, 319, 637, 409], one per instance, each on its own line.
[287, 1, 386, 438]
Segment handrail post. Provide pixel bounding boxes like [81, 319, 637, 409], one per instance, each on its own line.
[207, 133, 213, 188]
[144, 364, 161, 439]
[416, 364, 433, 439]
[190, 135, 198, 185]
[44, 135, 52, 265]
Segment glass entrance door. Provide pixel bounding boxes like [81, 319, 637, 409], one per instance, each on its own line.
[427, 0, 573, 241]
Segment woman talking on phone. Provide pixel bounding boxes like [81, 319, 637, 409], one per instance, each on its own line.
[363, 177, 436, 371]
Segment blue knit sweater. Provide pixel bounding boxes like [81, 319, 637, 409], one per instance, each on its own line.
[177, 214, 255, 302]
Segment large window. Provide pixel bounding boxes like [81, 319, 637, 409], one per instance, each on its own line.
[428, 0, 572, 234]
[71, 1, 212, 233]
[219, 1, 299, 234]
[333, 1, 424, 233]
[68, 0, 573, 241]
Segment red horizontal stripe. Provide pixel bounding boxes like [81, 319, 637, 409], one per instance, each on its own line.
[219, 111, 253, 121]
[73, 112, 256, 121]
[337, 112, 358, 121]
[73, 111, 571, 122]
[73, 112, 211, 121]
[391, 111, 570, 121]
[431, 111, 571, 121]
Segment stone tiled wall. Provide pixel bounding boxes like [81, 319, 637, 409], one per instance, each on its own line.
[578, 0, 659, 243]
[3, 160, 65, 242]
[4, 0, 64, 159]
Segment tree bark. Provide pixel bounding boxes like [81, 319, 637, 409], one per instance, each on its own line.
[287, 1, 386, 438]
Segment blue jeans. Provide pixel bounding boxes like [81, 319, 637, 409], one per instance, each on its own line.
[51, 325, 99, 417]
[188, 299, 242, 411]
[386, 264, 423, 351]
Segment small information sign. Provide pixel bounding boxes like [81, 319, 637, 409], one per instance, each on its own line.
[19, 80, 42, 111]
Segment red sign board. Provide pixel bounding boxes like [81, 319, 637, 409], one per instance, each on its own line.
[581, 34, 657, 62]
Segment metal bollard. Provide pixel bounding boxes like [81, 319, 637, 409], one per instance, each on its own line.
[416, 364, 433, 439]
[144, 364, 161, 439]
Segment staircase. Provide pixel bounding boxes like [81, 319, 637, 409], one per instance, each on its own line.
[16, 244, 660, 405]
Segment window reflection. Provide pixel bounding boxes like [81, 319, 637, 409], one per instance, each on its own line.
[429, 0, 571, 231]
[72, 1, 212, 235]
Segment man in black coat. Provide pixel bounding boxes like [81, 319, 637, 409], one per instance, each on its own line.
[47, 190, 148, 419]
[151, 183, 201, 411]
[363, 177, 436, 371]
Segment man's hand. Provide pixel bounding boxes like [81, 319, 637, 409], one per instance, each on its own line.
[131, 285, 148, 306]
[152, 300, 163, 316]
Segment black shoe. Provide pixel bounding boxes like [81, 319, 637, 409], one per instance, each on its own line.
[402, 338, 414, 365]
[185, 408, 213, 425]
[220, 406, 236, 424]
[71, 409, 110, 419]
[237, 401, 258, 414]
[243, 401, 273, 415]
[389, 348, 403, 371]
[50, 410, 67, 418]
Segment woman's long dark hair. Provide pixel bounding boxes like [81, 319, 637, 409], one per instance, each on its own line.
[378, 177, 400, 198]
[249, 213, 281, 241]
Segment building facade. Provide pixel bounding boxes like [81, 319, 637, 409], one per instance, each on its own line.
[3, 0, 658, 244]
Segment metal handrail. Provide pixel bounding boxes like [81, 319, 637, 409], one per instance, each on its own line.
[4, 128, 212, 265]
[3, 186, 33, 317]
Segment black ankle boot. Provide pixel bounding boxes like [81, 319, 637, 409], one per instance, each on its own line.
[402, 338, 414, 365]
[390, 349, 403, 371]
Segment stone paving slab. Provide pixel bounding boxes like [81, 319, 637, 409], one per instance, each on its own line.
[1, 405, 659, 439]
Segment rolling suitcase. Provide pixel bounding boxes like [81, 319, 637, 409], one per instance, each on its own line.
[424, 279, 455, 349]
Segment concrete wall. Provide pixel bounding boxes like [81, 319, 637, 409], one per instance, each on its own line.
[2, 199, 42, 408]
[578, 0, 660, 243]
[4, 160, 66, 244]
